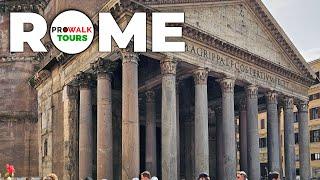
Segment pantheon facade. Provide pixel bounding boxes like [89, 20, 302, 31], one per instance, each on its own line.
[4, 0, 316, 180]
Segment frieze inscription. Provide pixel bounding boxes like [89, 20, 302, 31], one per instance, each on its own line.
[184, 43, 307, 97]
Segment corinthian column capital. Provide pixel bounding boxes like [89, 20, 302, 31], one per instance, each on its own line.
[246, 85, 258, 99]
[193, 68, 209, 85]
[239, 98, 247, 111]
[266, 91, 278, 104]
[92, 57, 117, 78]
[219, 78, 235, 93]
[76, 72, 93, 89]
[160, 56, 177, 75]
[297, 101, 308, 112]
[284, 97, 294, 110]
[145, 90, 155, 103]
[120, 47, 139, 64]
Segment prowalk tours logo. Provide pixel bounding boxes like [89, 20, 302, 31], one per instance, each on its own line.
[50, 10, 94, 54]
[9, 10, 185, 54]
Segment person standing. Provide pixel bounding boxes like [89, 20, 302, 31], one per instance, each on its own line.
[140, 171, 151, 180]
[197, 172, 210, 180]
[268, 171, 280, 180]
[236, 171, 248, 180]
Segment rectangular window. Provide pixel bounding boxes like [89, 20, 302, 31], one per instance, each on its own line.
[311, 153, 320, 161]
[259, 137, 267, 148]
[309, 93, 320, 101]
[0, 15, 3, 23]
[309, 107, 320, 120]
[261, 119, 265, 129]
[310, 129, 320, 143]
[295, 133, 299, 144]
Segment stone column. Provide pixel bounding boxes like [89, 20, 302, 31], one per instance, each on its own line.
[121, 51, 140, 179]
[160, 57, 178, 180]
[145, 90, 157, 176]
[176, 80, 180, 179]
[219, 78, 236, 179]
[239, 99, 248, 173]
[208, 108, 216, 178]
[298, 101, 311, 179]
[77, 72, 93, 179]
[284, 97, 296, 180]
[215, 106, 223, 180]
[193, 68, 209, 176]
[246, 85, 260, 179]
[62, 85, 78, 180]
[92, 58, 116, 180]
[266, 91, 281, 172]
[184, 115, 195, 180]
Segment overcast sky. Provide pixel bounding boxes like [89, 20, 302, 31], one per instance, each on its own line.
[261, 0, 320, 62]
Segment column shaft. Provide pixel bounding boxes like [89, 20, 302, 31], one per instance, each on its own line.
[184, 117, 195, 180]
[78, 73, 93, 179]
[176, 82, 180, 179]
[215, 107, 223, 180]
[284, 97, 296, 180]
[298, 101, 311, 179]
[246, 85, 260, 179]
[194, 68, 209, 176]
[239, 101, 248, 172]
[97, 72, 113, 179]
[266, 92, 281, 172]
[161, 58, 177, 180]
[121, 52, 139, 179]
[208, 108, 216, 178]
[220, 78, 236, 179]
[145, 91, 157, 176]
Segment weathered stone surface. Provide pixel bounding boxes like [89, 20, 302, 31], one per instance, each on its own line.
[219, 78, 236, 180]
[96, 72, 113, 180]
[239, 100, 248, 173]
[145, 90, 157, 176]
[62, 85, 79, 180]
[161, 58, 178, 180]
[193, 68, 209, 176]
[284, 97, 296, 180]
[0, 57, 39, 177]
[298, 101, 311, 180]
[246, 85, 260, 179]
[121, 52, 140, 179]
[266, 91, 281, 173]
[78, 74, 93, 179]
[174, 4, 298, 73]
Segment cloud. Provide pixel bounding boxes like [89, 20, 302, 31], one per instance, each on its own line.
[302, 48, 320, 62]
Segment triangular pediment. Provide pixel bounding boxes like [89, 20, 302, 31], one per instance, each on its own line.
[145, 1, 302, 74]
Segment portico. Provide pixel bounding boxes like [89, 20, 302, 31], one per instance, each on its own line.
[33, 0, 315, 180]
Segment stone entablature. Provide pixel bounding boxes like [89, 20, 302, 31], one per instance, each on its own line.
[171, 40, 309, 99]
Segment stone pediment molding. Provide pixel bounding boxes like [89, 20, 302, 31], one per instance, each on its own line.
[129, 0, 315, 85]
